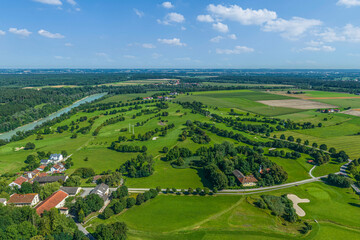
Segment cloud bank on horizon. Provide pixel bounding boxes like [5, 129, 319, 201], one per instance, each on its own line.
[1, 0, 360, 68]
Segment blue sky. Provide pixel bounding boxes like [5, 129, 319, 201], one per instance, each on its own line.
[1, 0, 360, 68]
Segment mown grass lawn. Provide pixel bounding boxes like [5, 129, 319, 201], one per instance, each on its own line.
[311, 160, 341, 177]
[87, 182, 360, 240]
[265, 148, 313, 182]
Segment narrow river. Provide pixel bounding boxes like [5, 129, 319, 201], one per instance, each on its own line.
[0, 93, 107, 140]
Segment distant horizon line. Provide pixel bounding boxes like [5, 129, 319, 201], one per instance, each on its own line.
[1, 68, 360, 71]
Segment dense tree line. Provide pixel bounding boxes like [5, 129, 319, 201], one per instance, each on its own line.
[110, 144, 147, 153]
[70, 194, 104, 222]
[180, 120, 211, 144]
[165, 146, 192, 162]
[118, 153, 154, 178]
[255, 195, 297, 223]
[327, 173, 352, 188]
[0, 206, 87, 239]
[196, 142, 288, 189]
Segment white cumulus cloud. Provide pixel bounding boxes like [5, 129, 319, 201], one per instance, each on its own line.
[9, 28, 32, 37]
[162, 2, 174, 9]
[212, 22, 229, 33]
[134, 8, 144, 18]
[207, 4, 277, 25]
[142, 43, 156, 49]
[38, 29, 65, 39]
[210, 36, 224, 43]
[158, 38, 186, 46]
[228, 34, 237, 40]
[262, 17, 322, 39]
[158, 12, 185, 25]
[301, 46, 336, 52]
[216, 45, 254, 54]
[33, 0, 62, 5]
[0, 30, 5, 36]
[197, 15, 214, 23]
[337, 0, 360, 7]
[66, 0, 77, 6]
[319, 24, 360, 43]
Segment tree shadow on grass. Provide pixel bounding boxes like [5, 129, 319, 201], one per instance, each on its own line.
[348, 202, 360, 208]
[195, 168, 212, 188]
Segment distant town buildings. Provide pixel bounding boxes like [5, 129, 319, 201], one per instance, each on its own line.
[319, 108, 340, 113]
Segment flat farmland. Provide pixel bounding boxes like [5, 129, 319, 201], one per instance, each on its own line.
[258, 99, 337, 109]
[177, 90, 305, 116]
[99, 79, 175, 86]
[281, 130, 360, 159]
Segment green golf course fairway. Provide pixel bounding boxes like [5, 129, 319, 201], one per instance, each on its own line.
[86, 182, 360, 240]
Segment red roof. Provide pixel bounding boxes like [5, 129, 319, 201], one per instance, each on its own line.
[238, 174, 258, 184]
[38, 165, 46, 170]
[93, 175, 102, 181]
[8, 193, 38, 204]
[38, 172, 48, 178]
[35, 190, 68, 215]
[13, 176, 28, 186]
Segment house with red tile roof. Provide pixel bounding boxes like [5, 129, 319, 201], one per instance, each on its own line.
[92, 175, 102, 183]
[233, 170, 258, 187]
[8, 193, 39, 207]
[8, 176, 28, 189]
[24, 170, 41, 180]
[35, 190, 68, 215]
[37, 165, 47, 171]
[50, 163, 66, 174]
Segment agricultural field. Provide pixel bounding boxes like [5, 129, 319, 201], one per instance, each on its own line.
[201, 82, 294, 87]
[177, 90, 305, 116]
[270, 90, 360, 109]
[99, 79, 174, 86]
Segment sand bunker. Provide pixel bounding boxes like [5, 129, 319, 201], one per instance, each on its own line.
[15, 147, 24, 151]
[258, 99, 337, 110]
[287, 194, 310, 217]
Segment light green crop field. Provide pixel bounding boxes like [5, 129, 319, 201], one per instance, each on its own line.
[99, 79, 175, 86]
[98, 91, 163, 104]
[302, 91, 358, 98]
[201, 82, 294, 87]
[280, 130, 360, 159]
[86, 182, 360, 240]
[310, 98, 360, 109]
[177, 90, 304, 116]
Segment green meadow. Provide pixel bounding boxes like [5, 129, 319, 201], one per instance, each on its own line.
[86, 182, 360, 240]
